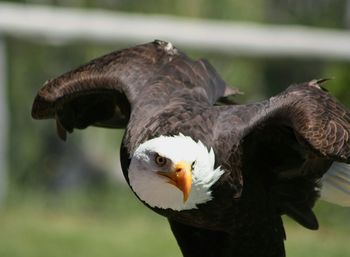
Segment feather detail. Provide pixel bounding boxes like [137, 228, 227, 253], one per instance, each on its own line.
[320, 162, 350, 207]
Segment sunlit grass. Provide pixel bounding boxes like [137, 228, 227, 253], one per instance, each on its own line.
[0, 186, 180, 257]
[285, 225, 350, 257]
[284, 201, 350, 257]
[0, 185, 349, 257]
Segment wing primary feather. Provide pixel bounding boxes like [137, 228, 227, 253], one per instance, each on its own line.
[32, 40, 235, 142]
[320, 162, 350, 206]
[55, 117, 67, 141]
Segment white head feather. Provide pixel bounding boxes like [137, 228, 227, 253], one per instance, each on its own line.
[128, 134, 224, 211]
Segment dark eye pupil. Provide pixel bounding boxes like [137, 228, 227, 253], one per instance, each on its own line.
[155, 155, 166, 166]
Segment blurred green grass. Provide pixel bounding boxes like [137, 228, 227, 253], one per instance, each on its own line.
[0, 186, 349, 257]
[0, 186, 180, 257]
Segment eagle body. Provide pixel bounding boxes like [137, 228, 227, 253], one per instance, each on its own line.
[32, 40, 350, 257]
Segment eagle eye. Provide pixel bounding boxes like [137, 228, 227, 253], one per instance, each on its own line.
[155, 154, 167, 167]
[191, 161, 196, 170]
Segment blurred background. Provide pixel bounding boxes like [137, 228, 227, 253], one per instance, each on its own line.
[0, 1, 350, 256]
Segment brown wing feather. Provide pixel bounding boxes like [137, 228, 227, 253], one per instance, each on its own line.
[273, 80, 350, 161]
[32, 41, 172, 119]
[232, 79, 350, 163]
[31, 40, 237, 141]
[208, 79, 350, 229]
[251, 80, 350, 229]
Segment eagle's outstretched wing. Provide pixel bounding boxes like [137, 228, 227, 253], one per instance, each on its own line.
[32, 40, 238, 141]
[215, 79, 350, 229]
[238, 79, 350, 162]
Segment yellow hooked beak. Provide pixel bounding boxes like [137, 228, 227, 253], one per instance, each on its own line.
[157, 161, 192, 202]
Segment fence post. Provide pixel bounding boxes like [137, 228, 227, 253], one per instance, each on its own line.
[0, 36, 8, 205]
[346, 0, 350, 28]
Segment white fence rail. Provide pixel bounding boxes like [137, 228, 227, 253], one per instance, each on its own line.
[1, 2, 350, 60]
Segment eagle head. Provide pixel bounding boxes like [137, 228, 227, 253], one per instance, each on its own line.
[128, 134, 224, 211]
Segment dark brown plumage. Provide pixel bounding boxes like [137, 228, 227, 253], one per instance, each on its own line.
[32, 40, 350, 257]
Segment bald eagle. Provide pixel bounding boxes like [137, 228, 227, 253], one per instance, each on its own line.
[32, 40, 350, 257]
